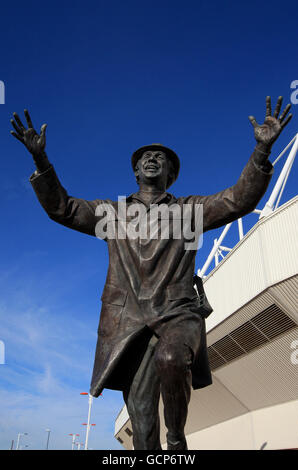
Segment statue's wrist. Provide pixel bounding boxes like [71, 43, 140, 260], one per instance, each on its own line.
[255, 142, 272, 154]
[253, 142, 271, 166]
[32, 150, 51, 173]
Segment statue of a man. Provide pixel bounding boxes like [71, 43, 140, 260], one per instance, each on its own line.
[11, 96, 292, 450]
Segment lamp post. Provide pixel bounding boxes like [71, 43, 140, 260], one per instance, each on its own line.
[82, 422, 96, 450]
[80, 392, 92, 450]
[45, 429, 51, 450]
[76, 441, 84, 450]
[68, 433, 79, 450]
[80, 392, 101, 450]
[16, 433, 28, 450]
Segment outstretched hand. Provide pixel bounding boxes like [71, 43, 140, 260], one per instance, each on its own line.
[11, 110, 47, 157]
[248, 96, 292, 150]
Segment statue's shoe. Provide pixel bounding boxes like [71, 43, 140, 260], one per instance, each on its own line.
[167, 436, 188, 450]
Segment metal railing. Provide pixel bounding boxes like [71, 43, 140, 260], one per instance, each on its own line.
[197, 134, 298, 278]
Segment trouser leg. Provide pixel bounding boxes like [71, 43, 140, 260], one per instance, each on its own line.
[154, 334, 194, 450]
[123, 335, 162, 450]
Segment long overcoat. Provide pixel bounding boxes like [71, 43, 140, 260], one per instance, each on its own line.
[30, 150, 272, 397]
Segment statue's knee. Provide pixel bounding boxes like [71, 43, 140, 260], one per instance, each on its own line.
[155, 345, 186, 374]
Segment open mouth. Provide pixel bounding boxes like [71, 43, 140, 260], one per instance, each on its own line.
[145, 165, 159, 170]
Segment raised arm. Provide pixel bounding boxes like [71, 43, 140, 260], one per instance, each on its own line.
[197, 96, 293, 232]
[10, 110, 101, 236]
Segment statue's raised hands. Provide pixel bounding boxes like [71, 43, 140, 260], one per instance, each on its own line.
[11, 110, 50, 172]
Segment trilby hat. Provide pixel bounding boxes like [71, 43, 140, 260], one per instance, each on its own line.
[131, 143, 180, 189]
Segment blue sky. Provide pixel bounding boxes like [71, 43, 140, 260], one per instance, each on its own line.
[0, 0, 297, 450]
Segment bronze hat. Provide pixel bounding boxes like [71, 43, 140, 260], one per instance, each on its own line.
[131, 143, 180, 189]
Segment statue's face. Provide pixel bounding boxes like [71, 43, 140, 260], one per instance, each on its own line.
[136, 150, 169, 187]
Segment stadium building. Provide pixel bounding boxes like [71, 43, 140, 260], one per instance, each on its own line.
[114, 136, 298, 450]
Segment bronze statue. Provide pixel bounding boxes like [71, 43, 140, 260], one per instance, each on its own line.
[11, 96, 292, 450]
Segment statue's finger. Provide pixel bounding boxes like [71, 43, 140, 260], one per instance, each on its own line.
[273, 96, 283, 118]
[10, 130, 24, 143]
[10, 119, 23, 135]
[248, 115, 258, 128]
[279, 103, 291, 122]
[40, 123, 47, 138]
[13, 112, 25, 129]
[39, 124, 47, 147]
[24, 109, 34, 129]
[266, 96, 271, 117]
[281, 113, 293, 129]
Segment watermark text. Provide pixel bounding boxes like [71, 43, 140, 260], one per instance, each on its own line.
[0, 81, 4, 104]
[95, 198, 203, 250]
[0, 340, 5, 364]
[290, 80, 298, 104]
[290, 340, 298, 365]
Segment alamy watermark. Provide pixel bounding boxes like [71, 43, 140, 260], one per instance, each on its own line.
[95, 198, 203, 250]
[290, 340, 298, 365]
[0, 340, 5, 364]
[290, 80, 298, 104]
[0, 81, 5, 104]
